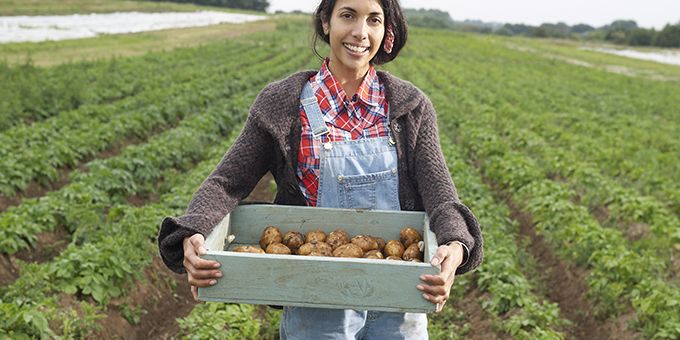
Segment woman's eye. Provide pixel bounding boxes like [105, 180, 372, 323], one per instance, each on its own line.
[369, 17, 382, 24]
[341, 13, 353, 19]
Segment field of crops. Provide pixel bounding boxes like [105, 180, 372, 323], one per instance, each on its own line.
[1, 8, 679, 340]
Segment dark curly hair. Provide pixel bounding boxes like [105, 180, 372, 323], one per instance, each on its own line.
[312, 0, 408, 65]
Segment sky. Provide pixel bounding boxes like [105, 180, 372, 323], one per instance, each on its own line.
[267, 0, 680, 30]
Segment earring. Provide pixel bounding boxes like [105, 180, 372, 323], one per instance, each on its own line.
[384, 25, 394, 54]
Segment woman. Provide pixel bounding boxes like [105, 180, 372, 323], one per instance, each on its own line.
[158, 0, 483, 338]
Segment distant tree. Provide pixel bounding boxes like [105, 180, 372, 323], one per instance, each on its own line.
[536, 22, 570, 38]
[605, 30, 628, 44]
[570, 23, 595, 34]
[495, 26, 513, 36]
[502, 23, 535, 36]
[146, 0, 269, 12]
[605, 19, 638, 32]
[655, 23, 680, 47]
[627, 28, 656, 46]
[404, 8, 454, 29]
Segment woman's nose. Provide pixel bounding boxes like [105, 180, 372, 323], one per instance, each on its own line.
[351, 20, 369, 40]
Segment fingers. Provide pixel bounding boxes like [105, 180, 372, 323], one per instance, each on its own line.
[417, 282, 447, 297]
[186, 266, 223, 280]
[438, 256, 456, 282]
[420, 291, 448, 305]
[429, 245, 451, 267]
[191, 285, 198, 301]
[185, 253, 221, 270]
[419, 274, 446, 285]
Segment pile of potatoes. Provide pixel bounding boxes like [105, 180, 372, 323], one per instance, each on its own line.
[232, 226, 424, 262]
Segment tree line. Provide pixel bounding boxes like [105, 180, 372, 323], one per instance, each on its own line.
[404, 9, 680, 48]
[143, 0, 269, 12]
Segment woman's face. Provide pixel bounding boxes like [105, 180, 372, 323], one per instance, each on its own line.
[323, 0, 385, 77]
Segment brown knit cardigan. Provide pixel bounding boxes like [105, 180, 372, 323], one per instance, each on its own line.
[158, 70, 483, 275]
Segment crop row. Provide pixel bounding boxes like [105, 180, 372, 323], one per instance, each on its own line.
[454, 120, 679, 338]
[411, 48, 680, 278]
[405, 31, 680, 272]
[408, 28, 680, 216]
[0, 51, 317, 337]
[0, 47, 306, 255]
[0, 40, 250, 131]
[465, 35, 680, 215]
[389, 57, 568, 339]
[402, 36, 680, 337]
[439, 135, 568, 339]
[0, 130, 240, 338]
[0, 44, 272, 198]
[460, 94, 680, 271]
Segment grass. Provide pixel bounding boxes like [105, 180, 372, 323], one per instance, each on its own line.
[0, 19, 278, 66]
[495, 35, 680, 81]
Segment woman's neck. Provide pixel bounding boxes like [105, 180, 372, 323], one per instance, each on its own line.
[327, 59, 369, 98]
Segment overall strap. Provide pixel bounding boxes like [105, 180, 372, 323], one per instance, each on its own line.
[300, 82, 330, 138]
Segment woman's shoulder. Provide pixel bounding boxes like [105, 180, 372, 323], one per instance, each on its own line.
[248, 70, 317, 124]
[256, 70, 317, 102]
[376, 70, 433, 116]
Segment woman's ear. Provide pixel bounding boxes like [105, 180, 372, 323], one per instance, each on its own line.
[322, 21, 329, 35]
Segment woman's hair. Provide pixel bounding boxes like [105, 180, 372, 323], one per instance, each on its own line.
[312, 0, 408, 65]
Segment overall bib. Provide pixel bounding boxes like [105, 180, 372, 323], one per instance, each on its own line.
[279, 83, 428, 340]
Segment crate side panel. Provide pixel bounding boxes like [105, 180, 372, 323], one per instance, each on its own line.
[199, 252, 437, 313]
[205, 213, 231, 251]
[423, 216, 438, 263]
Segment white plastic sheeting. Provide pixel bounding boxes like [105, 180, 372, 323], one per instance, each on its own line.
[586, 47, 680, 66]
[0, 11, 267, 43]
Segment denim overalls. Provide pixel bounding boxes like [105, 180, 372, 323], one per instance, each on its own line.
[279, 83, 428, 339]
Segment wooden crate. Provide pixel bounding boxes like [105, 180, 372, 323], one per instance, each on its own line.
[198, 204, 439, 313]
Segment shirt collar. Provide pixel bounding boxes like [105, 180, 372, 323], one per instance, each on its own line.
[316, 58, 384, 108]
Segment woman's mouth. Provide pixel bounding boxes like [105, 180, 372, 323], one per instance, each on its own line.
[343, 43, 369, 56]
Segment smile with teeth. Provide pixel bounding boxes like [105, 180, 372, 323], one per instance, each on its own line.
[343, 43, 370, 53]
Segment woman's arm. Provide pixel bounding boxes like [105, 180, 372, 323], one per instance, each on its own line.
[411, 96, 483, 275]
[158, 108, 274, 274]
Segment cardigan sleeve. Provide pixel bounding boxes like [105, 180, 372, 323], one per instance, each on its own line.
[157, 93, 274, 274]
[412, 96, 483, 275]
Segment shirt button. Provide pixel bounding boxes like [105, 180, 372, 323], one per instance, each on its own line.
[393, 122, 401, 133]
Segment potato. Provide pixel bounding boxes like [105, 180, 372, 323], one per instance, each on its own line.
[298, 241, 333, 257]
[383, 240, 405, 258]
[327, 229, 350, 250]
[402, 243, 423, 261]
[400, 227, 422, 248]
[306, 230, 327, 244]
[233, 245, 265, 254]
[351, 235, 379, 252]
[266, 242, 292, 255]
[363, 250, 384, 259]
[282, 231, 305, 254]
[333, 243, 364, 258]
[386, 256, 403, 261]
[260, 225, 282, 249]
[370, 236, 386, 252]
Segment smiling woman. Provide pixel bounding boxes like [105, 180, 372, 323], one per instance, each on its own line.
[157, 0, 483, 339]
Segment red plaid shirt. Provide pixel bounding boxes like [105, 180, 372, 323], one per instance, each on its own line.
[297, 59, 390, 206]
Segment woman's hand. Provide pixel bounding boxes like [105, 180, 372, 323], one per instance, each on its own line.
[183, 233, 222, 301]
[417, 242, 464, 312]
